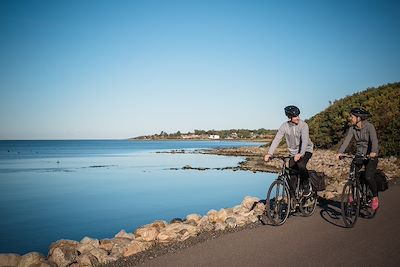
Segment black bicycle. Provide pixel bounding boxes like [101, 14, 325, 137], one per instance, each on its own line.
[265, 156, 317, 226]
[340, 155, 377, 228]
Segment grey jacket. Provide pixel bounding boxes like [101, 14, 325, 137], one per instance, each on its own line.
[338, 120, 379, 156]
[268, 120, 314, 157]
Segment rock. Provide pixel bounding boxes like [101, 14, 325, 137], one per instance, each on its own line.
[214, 222, 226, 231]
[225, 217, 237, 228]
[98, 239, 114, 252]
[134, 226, 159, 242]
[18, 252, 48, 267]
[109, 238, 134, 257]
[88, 248, 115, 264]
[48, 246, 78, 267]
[253, 202, 266, 216]
[197, 216, 214, 232]
[0, 253, 21, 267]
[206, 210, 218, 223]
[216, 209, 228, 223]
[241, 196, 260, 212]
[48, 240, 79, 267]
[186, 214, 201, 225]
[123, 241, 152, 257]
[115, 230, 135, 240]
[77, 253, 98, 267]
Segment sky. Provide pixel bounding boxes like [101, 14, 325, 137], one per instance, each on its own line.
[0, 0, 399, 140]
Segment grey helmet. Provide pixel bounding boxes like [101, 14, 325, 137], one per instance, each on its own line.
[284, 105, 300, 118]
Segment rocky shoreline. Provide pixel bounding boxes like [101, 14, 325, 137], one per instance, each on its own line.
[1, 147, 398, 267]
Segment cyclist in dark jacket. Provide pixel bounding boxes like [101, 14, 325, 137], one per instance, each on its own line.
[264, 105, 314, 196]
[336, 107, 379, 210]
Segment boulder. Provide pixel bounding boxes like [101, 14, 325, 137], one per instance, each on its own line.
[214, 222, 226, 231]
[225, 217, 237, 228]
[216, 209, 228, 223]
[18, 252, 48, 267]
[48, 240, 79, 267]
[186, 214, 201, 225]
[206, 210, 218, 223]
[77, 253, 98, 267]
[88, 248, 115, 264]
[0, 253, 21, 267]
[134, 226, 159, 242]
[114, 230, 135, 240]
[241, 196, 260, 212]
[123, 241, 152, 257]
[109, 238, 133, 257]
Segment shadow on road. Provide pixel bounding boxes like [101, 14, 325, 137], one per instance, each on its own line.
[318, 198, 347, 228]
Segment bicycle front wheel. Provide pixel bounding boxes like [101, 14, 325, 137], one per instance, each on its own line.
[299, 191, 318, 217]
[341, 181, 361, 228]
[266, 180, 290, 226]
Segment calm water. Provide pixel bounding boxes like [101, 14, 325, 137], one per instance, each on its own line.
[0, 140, 275, 255]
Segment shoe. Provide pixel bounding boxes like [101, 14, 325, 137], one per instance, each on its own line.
[303, 184, 311, 197]
[348, 195, 353, 204]
[371, 197, 379, 211]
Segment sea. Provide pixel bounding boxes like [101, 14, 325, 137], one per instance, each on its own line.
[0, 140, 275, 255]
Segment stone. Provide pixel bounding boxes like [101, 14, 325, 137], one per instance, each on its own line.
[77, 254, 98, 267]
[98, 239, 114, 252]
[135, 227, 159, 242]
[186, 214, 201, 224]
[225, 217, 237, 228]
[0, 253, 21, 267]
[88, 248, 115, 264]
[206, 210, 218, 223]
[123, 241, 152, 257]
[214, 222, 226, 231]
[115, 230, 135, 240]
[18, 252, 46, 267]
[48, 246, 78, 267]
[216, 209, 228, 223]
[241, 196, 260, 212]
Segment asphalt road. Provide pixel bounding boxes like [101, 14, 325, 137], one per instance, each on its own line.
[140, 183, 400, 267]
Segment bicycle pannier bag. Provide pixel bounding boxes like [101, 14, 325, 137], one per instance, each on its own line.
[375, 169, 389, 192]
[309, 170, 326, 191]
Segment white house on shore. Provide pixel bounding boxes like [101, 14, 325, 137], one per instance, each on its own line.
[209, 134, 220, 140]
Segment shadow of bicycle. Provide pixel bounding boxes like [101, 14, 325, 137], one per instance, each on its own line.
[318, 198, 348, 228]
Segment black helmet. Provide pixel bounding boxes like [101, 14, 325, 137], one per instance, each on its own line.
[351, 107, 370, 120]
[284, 105, 300, 118]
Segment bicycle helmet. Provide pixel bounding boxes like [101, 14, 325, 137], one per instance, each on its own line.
[350, 107, 370, 120]
[284, 105, 300, 118]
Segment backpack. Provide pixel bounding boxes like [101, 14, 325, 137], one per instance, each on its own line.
[309, 170, 326, 191]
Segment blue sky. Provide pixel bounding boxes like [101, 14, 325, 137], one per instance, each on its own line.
[0, 0, 399, 139]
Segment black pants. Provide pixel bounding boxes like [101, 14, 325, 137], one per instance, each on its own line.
[352, 157, 379, 197]
[289, 152, 312, 191]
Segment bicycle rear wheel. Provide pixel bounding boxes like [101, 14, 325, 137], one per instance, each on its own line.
[299, 191, 317, 217]
[266, 180, 290, 226]
[341, 181, 361, 228]
[359, 184, 377, 219]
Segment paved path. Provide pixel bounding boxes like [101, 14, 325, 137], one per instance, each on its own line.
[140, 183, 400, 267]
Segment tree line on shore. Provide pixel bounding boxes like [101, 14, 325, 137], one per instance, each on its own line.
[132, 128, 277, 140]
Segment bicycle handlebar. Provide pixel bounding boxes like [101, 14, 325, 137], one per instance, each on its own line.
[339, 154, 370, 160]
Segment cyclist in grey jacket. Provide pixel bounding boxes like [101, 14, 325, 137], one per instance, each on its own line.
[336, 107, 379, 210]
[264, 106, 314, 196]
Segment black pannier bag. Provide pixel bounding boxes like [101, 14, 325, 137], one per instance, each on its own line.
[309, 170, 326, 191]
[359, 169, 389, 192]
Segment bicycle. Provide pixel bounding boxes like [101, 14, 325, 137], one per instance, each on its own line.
[265, 156, 318, 226]
[340, 155, 377, 228]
